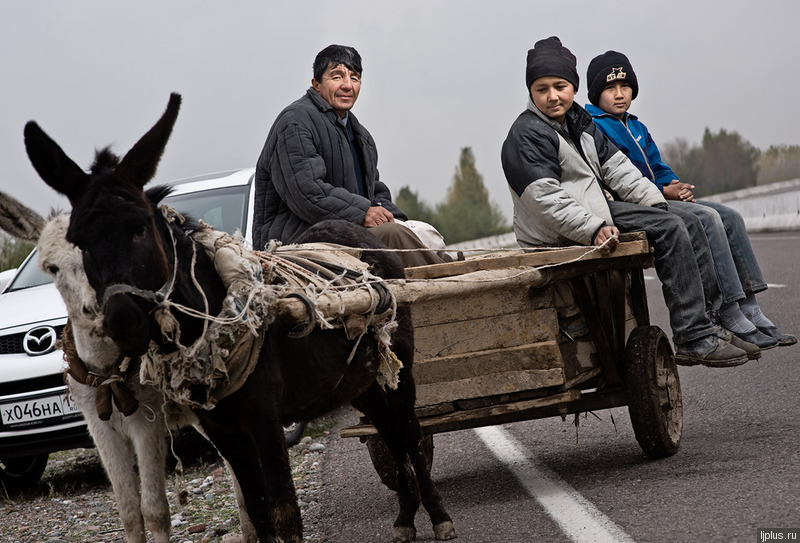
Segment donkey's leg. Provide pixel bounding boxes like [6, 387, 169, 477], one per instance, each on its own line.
[190, 423, 258, 543]
[128, 409, 171, 543]
[226, 458, 259, 543]
[390, 321, 456, 541]
[354, 384, 424, 543]
[354, 381, 455, 542]
[84, 414, 148, 542]
[385, 380, 456, 541]
[197, 401, 302, 541]
[71, 383, 148, 543]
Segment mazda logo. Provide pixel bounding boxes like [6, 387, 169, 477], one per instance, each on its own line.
[23, 326, 58, 356]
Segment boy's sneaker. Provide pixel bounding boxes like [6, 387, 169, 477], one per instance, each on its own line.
[715, 325, 761, 360]
[733, 328, 778, 350]
[756, 325, 797, 347]
[674, 335, 749, 368]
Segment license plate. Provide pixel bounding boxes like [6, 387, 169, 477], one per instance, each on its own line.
[1, 392, 82, 428]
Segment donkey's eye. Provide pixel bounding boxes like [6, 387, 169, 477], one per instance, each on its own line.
[46, 265, 59, 275]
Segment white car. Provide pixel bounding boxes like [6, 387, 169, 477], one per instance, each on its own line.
[0, 168, 260, 491]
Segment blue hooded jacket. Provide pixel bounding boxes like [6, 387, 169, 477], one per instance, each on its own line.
[585, 103, 679, 192]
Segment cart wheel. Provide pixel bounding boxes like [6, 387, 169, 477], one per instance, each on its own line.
[625, 325, 683, 458]
[365, 434, 434, 492]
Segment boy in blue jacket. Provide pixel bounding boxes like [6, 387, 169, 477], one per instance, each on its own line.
[585, 50, 795, 348]
[502, 36, 751, 367]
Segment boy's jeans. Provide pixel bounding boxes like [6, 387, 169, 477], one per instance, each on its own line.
[608, 200, 716, 346]
[669, 200, 767, 305]
[697, 200, 768, 300]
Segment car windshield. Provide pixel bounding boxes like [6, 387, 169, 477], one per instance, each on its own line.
[5, 250, 52, 291]
[164, 185, 249, 236]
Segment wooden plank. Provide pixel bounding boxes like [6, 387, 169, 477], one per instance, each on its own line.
[405, 236, 650, 280]
[414, 341, 564, 385]
[416, 403, 455, 418]
[410, 286, 553, 328]
[340, 388, 629, 438]
[415, 367, 565, 407]
[414, 309, 558, 359]
[340, 389, 581, 438]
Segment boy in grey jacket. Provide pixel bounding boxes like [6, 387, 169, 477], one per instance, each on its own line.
[501, 36, 749, 367]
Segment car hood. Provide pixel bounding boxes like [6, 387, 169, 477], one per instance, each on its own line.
[0, 282, 67, 333]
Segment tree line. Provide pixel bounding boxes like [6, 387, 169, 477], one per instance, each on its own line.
[661, 128, 800, 196]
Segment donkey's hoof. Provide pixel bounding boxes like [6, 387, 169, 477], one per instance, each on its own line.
[392, 525, 416, 542]
[434, 520, 457, 540]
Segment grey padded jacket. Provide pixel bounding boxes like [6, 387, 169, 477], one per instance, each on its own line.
[501, 99, 665, 247]
[253, 88, 405, 249]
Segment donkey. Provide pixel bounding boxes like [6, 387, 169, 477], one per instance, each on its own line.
[0, 193, 256, 543]
[23, 93, 456, 543]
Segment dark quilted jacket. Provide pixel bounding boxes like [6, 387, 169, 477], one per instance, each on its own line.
[252, 87, 406, 249]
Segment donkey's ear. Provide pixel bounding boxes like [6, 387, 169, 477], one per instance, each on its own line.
[24, 121, 89, 204]
[0, 190, 45, 242]
[116, 93, 181, 189]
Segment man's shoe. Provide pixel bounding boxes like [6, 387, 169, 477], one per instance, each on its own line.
[733, 328, 778, 350]
[674, 335, 749, 368]
[715, 326, 761, 360]
[756, 325, 797, 346]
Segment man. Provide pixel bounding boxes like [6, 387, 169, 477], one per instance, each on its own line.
[501, 36, 750, 367]
[252, 44, 442, 267]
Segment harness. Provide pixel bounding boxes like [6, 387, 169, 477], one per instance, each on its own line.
[80, 207, 401, 413]
[61, 320, 139, 421]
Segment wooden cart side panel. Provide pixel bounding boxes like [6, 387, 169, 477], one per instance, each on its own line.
[413, 341, 563, 385]
[413, 306, 558, 359]
[410, 287, 554, 327]
[416, 367, 566, 407]
[409, 282, 566, 407]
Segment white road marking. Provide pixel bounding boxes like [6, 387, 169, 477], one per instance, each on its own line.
[475, 426, 636, 543]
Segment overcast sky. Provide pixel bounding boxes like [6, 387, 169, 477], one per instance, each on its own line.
[3, 0, 799, 222]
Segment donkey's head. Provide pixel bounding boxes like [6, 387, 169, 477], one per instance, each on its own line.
[24, 94, 184, 356]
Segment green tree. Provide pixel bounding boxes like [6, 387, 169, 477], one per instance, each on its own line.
[394, 186, 436, 224]
[663, 128, 759, 196]
[0, 234, 34, 272]
[757, 144, 800, 185]
[433, 147, 508, 244]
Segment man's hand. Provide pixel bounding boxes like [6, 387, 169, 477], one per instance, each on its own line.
[593, 225, 620, 255]
[362, 206, 395, 227]
[663, 179, 696, 202]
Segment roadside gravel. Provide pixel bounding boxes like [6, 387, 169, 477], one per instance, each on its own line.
[0, 417, 335, 543]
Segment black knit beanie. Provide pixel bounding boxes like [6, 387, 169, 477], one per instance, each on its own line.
[525, 36, 579, 92]
[586, 50, 639, 106]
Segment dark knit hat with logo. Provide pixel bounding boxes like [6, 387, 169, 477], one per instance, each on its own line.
[586, 50, 639, 106]
[525, 36, 579, 92]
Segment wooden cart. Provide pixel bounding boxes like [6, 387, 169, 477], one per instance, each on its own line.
[338, 232, 682, 487]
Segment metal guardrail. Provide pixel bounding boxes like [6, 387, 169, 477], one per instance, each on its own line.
[702, 178, 800, 233]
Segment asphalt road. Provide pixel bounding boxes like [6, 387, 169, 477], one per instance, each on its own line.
[310, 231, 800, 543]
